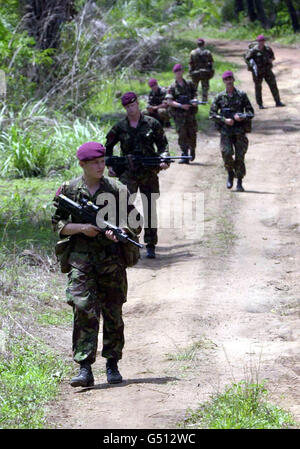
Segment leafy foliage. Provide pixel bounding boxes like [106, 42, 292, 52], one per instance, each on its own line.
[0, 337, 71, 429]
[183, 380, 296, 429]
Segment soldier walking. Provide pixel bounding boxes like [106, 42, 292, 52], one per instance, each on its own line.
[245, 35, 285, 109]
[146, 78, 171, 127]
[189, 38, 214, 103]
[52, 142, 141, 387]
[166, 63, 198, 163]
[209, 71, 254, 192]
[105, 92, 170, 259]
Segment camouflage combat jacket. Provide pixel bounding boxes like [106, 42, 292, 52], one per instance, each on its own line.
[52, 175, 142, 274]
[166, 79, 197, 118]
[105, 113, 169, 179]
[189, 48, 214, 74]
[147, 86, 167, 107]
[209, 88, 254, 136]
[245, 44, 275, 72]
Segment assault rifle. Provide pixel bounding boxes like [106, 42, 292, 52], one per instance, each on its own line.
[220, 108, 252, 133]
[55, 194, 143, 248]
[177, 95, 207, 105]
[249, 58, 258, 77]
[221, 108, 248, 121]
[106, 154, 192, 176]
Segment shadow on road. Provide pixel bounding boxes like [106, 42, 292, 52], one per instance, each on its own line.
[75, 376, 179, 393]
[232, 190, 276, 195]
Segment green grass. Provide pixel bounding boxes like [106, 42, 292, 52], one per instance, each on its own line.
[182, 380, 297, 429]
[0, 337, 71, 429]
[166, 338, 217, 362]
[36, 308, 73, 327]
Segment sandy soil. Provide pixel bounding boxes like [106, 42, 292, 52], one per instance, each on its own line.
[47, 40, 300, 429]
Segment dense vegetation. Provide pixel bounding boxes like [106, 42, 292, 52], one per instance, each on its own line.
[0, 0, 299, 429]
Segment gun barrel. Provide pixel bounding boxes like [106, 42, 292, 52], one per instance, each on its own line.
[56, 194, 142, 248]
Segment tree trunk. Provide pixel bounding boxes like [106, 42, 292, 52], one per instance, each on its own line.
[285, 0, 300, 32]
[235, 0, 245, 14]
[246, 0, 257, 22]
[254, 0, 270, 28]
[22, 0, 76, 50]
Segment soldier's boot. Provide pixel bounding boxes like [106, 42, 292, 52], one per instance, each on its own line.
[276, 101, 285, 107]
[146, 244, 156, 259]
[70, 362, 94, 388]
[236, 178, 244, 192]
[178, 151, 189, 164]
[226, 170, 234, 189]
[259, 104, 265, 109]
[190, 148, 196, 162]
[106, 358, 123, 384]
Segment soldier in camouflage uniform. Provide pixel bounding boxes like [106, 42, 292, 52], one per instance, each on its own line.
[189, 38, 214, 103]
[166, 63, 198, 163]
[146, 78, 171, 127]
[52, 142, 141, 387]
[209, 71, 254, 192]
[105, 91, 169, 259]
[245, 35, 285, 109]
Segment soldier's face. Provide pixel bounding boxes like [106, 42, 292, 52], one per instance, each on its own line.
[174, 69, 183, 80]
[258, 40, 265, 50]
[151, 84, 158, 92]
[124, 99, 140, 117]
[80, 157, 105, 179]
[223, 76, 234, 88]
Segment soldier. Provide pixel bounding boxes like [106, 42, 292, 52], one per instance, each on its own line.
[245, 34, 285, 109]
[146, 78, 171, 127]
[105, 91, 170, 259]
[52, 142, 142, 387]
[209, 71, 254, 192]
[166, 63, 198, 163]
[189, 38, 214, 103]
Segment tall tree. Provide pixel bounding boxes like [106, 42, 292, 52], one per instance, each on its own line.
[285, 0, 300, 32]
[246, 0, 257, 21]
[22, 0, 76, 50]
[235, 0, 245, 14]
[254, 0, 269, 28]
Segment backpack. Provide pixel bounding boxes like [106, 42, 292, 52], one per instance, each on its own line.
[244, 42, 257, 71]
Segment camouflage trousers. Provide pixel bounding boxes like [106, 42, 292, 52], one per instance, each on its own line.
[119, 170, 159, 247]
[66, 265, 127, 364]
[146, 108, 170, 126]
[252, 70, 280, 106]
[191, 76, 210, 102]
[220, 133, 249, 179]
[174, 113, 198, 156]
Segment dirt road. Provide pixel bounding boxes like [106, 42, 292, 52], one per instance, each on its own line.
[48, 40, 300, 429]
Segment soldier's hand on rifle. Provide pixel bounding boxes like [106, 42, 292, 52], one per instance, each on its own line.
[105, 229, 119, 242]
[81, 224, 101, 237]
[108, 166, 117, 177]
[160, 162, 169, 170]
[224, 118, 234, 126]
[180, 103, 191, 110]
[234, 113, 243, 122]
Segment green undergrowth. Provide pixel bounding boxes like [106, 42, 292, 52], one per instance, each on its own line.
[181, 380, 297, 429]
[0, 178, 71, 254]
[0, 337, 71, 429]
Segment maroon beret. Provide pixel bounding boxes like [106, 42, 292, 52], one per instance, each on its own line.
[76, 142, 106, 161]
[257, 34, 266, 41]
[121, 91, 137, 106]
[173, 63, 183, 73]
[148, 78, 158, 87]
[197, 38, 205, 45]
[222, 70, 234, 80]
